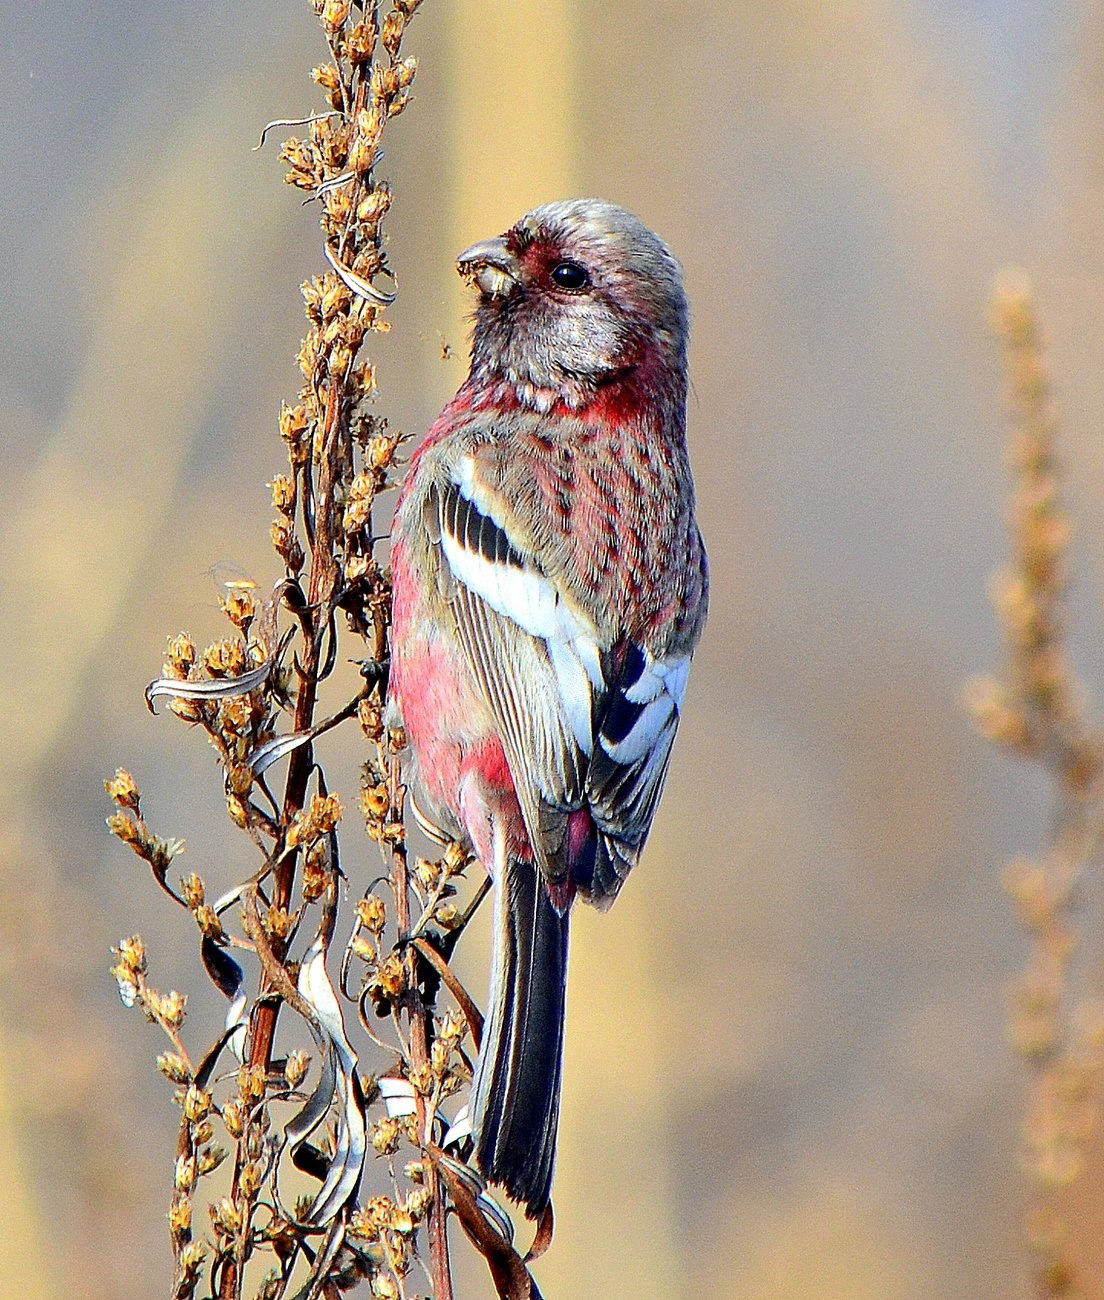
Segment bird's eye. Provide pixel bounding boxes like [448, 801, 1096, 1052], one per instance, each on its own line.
[549, 260, 590, 291]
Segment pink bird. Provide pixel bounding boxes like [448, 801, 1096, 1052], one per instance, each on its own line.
[388, 198, 708, 1217]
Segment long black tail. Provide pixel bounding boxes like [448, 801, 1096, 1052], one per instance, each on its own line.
[470, 856, 570, 1218]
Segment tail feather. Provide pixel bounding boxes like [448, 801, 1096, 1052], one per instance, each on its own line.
[470, 855, 569, 1217]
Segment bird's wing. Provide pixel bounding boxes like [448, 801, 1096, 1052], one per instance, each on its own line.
[425, 461, 691, 897]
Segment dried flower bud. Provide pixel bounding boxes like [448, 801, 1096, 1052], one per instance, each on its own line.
[157, 1052, 191, 1083]
[107, 811, 140, 845]
[373, 953, 407, 1001]
[105, 768, 140, 809]
[370, 1116, 401, 1155]
[210, 1196, 243, 1237]
[358, 698, 384, 740]
[193, 905, 223, 940]
[222, 1100, 244, 1138]
[312, 61, 343, 107]
[413, 857, 440, 891]
[348, 1209, 380, 1242]
[394, 56, 418, 91]
[182, 1085, 212, 1123]
[381, 10, 404, 56]
[226, 794, 249, 829]
[166, 632, 197, 675]
[443, 841, 469, 876]
[372, 1273, 400, 1299]
[174, 1154, 197, 1193]
[351, 935, 377, 964]
[320, 0, 351, 34]
[221, 587, 257, 631]
[239, 1161, 263, 1199]
[280, 401, 309, 444]
[357, 894, 386, 934]
[180, 873, 205, 908]
[300, 850, 328, 904]
[178, 1240, 207, 1273]
[112, 964, 140, 1007]
[269, 474, 295, 514]
[433, 903, 460, 931]
[239, 1063, 266, 1103]
[285, 1050, 311, 1089]
[263, 906, 292, 940]
[360, 782, 390, 820]
[226, 762, 254, 797]
[116, 935, 147, 974]
[198, 1145, 227, 1176]
[169, 1195, 193, 1238]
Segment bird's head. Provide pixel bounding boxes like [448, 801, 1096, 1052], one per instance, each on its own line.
[457, 198, 688, 413]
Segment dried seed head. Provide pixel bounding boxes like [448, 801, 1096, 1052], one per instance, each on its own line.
[112, 964, 140, 1007]
[280, 401, 310, 444]
[358, 698, 384, 740]
[443, 841, 469, 876]
[226, 762, 254, 796]
[193, 905, 224, 940]
[413, 857, 440, 891]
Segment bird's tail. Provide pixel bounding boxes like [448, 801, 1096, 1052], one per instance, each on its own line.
[470, 853, 570, 1218]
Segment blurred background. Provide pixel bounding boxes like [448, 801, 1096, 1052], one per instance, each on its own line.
[3, 1, 1104, 1295]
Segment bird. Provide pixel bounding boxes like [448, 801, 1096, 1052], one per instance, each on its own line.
[387, 198, 708, 1218]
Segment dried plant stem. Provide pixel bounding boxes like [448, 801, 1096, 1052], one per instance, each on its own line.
[108, 6, 557, 1296]
[387, 757, 454, 1300]
[969, 272, 1104, 1300]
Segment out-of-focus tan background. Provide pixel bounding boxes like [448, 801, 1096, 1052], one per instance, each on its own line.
[3, 1, 1104, 1296]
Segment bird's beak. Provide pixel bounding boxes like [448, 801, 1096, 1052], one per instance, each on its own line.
[456, 237, 519, 299]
